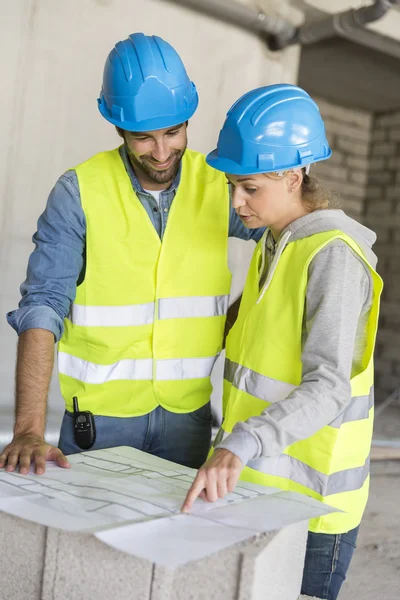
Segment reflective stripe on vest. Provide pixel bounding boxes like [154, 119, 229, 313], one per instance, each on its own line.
[59, 352, 219, 384]
[70, 295, 229, 327]
[70, 302, 155, 327]
[224, 359, 374, 427]
[248, 453, 370, 497]
[215, 425, 370, 496]
[158, 295, 229, 320]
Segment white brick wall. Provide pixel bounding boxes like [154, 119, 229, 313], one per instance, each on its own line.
[366, 110, 400, 401]
[312, 96, 371, 219]
[313, 97, 400, 403]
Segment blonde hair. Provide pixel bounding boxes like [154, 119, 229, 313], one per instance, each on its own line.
[265, 168, 338, 213]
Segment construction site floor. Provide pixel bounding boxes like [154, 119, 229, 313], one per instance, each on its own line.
[342, 406, 400, 600]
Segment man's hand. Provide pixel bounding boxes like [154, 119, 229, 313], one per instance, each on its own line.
[181, 449, 243, 513]
[0, 434, 70, 475]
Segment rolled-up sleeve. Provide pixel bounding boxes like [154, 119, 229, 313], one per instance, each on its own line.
[6, 171, 86, 341]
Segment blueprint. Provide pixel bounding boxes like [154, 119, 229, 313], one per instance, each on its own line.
[0, 446, 336, 567]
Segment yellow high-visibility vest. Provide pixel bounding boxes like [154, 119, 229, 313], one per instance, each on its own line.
[58, 148, 231, 416]
[221, 230, 382, 534]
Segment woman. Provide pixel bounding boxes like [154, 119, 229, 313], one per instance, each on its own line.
[182, 84, 383, 600]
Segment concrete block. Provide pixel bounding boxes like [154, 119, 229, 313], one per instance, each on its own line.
[0, 511, 309, 600]
[248, 522, 307, 600]
[394, 363, 400, 376]
[371, 142, 397, 157]
[385, 156, 400, 170]
[376, 111, 400, 128]
[0, 513, 46, 600]
[328, 180, 365, 200]
[338, 199, 364, 216]
[389, 127, 400, 142]
[312, 163, 348, 183]
[371, 128, 387, 143]
[386, 257, 400, 274]
[346, 155, 369, 171]
[375, 374, 400, 393]
[365, 214, 400, 228]
[323, 118, 371, 143]
[152, 521, 308, 600]
[365, 186, 384, 200]
[150, 533, 246, 600]
[374, 358, 395, 377]
[368, 172, 394, 185]
[367, 156, 387, 171]
[314, 96, 372, 130]
[385, 186, 400, 200]
[365, 200, 391, 215]
[350, 171, 368, 186]
[386, 286, 400, 302]
[41, 529, 153, 600]
[379, 301, 400, 320]
[376, 330, 400, 347]
[336, 137, 370, 157]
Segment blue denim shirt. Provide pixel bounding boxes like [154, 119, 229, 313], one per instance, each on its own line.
[7, 146, 264, 341]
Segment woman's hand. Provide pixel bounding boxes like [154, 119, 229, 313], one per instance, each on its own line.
[181, 449, 243, 512]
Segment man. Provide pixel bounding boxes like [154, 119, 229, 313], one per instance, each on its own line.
[0, 33, 263, 475]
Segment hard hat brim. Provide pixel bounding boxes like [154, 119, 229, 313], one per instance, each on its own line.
[206, 149, 254, 175]
[206, 148, 332, 175]
[98, 94, 198, 132]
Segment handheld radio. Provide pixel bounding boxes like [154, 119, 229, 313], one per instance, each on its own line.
[72, 396, 96, 450]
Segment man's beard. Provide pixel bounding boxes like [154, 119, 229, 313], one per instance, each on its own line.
[127, 146, 186, 185]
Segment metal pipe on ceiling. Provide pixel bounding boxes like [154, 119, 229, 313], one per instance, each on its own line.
[162, 0, 400, 52]
[292, 0, 400, 47]
[162, 0, 296, 47]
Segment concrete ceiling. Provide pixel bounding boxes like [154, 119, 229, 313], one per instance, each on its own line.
[298, 37, 400, 113]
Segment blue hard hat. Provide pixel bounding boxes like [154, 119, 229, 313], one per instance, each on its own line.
[98, 33, 198, 131]
[206, 84, 331, 175]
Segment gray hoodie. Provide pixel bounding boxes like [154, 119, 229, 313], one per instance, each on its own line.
[217, 209, 377, 466]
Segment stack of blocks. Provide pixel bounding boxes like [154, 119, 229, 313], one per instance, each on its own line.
[0, 512, 309, 600]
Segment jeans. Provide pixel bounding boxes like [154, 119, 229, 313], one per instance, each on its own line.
[301, 526, 359, 600]
[58, 402, 213, 469]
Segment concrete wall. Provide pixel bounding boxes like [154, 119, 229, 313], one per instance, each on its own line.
[0, 512, 308, 600]
[0, 0, 302, 424]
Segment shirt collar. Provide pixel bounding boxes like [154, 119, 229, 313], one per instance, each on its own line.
[119, 144, 182, 195]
